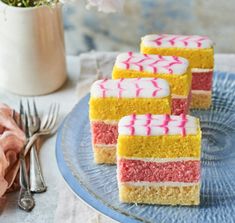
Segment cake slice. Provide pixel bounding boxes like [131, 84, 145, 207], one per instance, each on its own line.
[140, 34, 214, 109]
[89, 78, 171, 164]
[112, 52, 192, 115]
[117, 114, 201, 205]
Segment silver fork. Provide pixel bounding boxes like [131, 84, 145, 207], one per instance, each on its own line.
[25, 103, 60, 154]
[25, 99, 47, 193]
[13, 109, 35, 212]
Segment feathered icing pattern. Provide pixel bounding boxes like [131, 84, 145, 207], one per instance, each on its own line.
[119, 114, 198, 136]
[142, 34, 213, 49]
[116, 52, 188, 75]
[91, 78, 170, 99]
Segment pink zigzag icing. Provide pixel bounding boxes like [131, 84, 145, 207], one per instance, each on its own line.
[160, 114, 171, 134]
[120, 52, 183, 74]
[144, 114, 152, 135]
[98, 78, 108, 98]
[96, 78, 168, 99]
[122, 51, 133, 70]
[151, 35, 209, 48]
[126, 114, 188, 136]
[153, 36, 165, 46]
[117, 78, 124, 98]
[124, 114, 136, 135]
[135, 82, 143, 97]
[178, 114, 187, 136]
[151, 78, 162, 97]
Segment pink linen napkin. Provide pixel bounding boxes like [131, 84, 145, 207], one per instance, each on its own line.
[0, 103, 25, 211]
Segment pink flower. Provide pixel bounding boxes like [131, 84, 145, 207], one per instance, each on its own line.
[86, 0, 123, 13]
[0, 104, 25, 198]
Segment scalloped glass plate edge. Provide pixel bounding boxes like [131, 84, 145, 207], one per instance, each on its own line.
[56, 103, 141, 223]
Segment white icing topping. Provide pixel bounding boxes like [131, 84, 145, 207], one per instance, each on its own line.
[192, 68, 213, 72]
[95, 144, 116, 148]
[90, 78, 170, 98]
[91, 120, 118, 125]
[142, 34, 213, 49]
[115, 52, 189, 75]
[119, 182, 200, 187]
[118, 114, 199, 136]
[171, 94, 187, 99]
[191, 90, 211, 94]
[117, 157, 200, 163]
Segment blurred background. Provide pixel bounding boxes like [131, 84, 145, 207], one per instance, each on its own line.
[63, 0, 235, 55]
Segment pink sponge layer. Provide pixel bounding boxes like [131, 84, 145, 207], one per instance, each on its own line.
[118, 159, 200, 183]
[192, 70, 213, 91]
[91, 97, 191, 145]
[91, 122, 118, 145]
[172, 90, 191, 115]
[172, 97, 190, 115]
[91, 95, 191, 146]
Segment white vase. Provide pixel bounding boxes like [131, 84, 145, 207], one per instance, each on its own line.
[0, 2, 67, 96]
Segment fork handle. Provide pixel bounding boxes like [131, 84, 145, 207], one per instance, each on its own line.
[30, 144, 47, 193]
[18, 188, 35, 212]
[18, 153, 35, 212]
[19, 153, 29, 189]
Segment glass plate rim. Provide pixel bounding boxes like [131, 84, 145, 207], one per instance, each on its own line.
[56, 71, 235, 223]
[56, 96, 142, 223]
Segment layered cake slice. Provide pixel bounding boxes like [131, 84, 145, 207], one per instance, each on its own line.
[89, 78, 171, 164]
[112, 52, 192, 115]
[140, 34, 214, 109]
[117, 114, 201, 205]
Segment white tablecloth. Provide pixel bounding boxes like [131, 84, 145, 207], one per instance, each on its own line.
[0, 53, 234, 223]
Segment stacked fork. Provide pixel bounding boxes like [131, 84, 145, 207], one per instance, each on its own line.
[13, 100, 60, 212]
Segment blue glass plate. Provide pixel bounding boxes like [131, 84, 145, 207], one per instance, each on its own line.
[56, 71, 235, 223]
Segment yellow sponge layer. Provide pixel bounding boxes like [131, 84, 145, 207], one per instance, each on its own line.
[93, 146, 116, 164]
[119, 184, 200, 205]
[140, 45, 214, 69]
[117, 131, 201, 159]
[191, 91, 212, 109]
[112, 66, 192, 96]
[89, 97, 171, 121]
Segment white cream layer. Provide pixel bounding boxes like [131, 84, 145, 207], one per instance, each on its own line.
[171, 94, 187, 99]
[90, 78, 170, 98]
[118, 114, 199, 136]
[119, 181, 200, 187]
[95, 144, 116, 148]
[117, 157, 200, 163]
[142, 34, 213, 49]
[192, 68, 213, 73]
[115, 52, 189, 75]
[91, 120, 118, 125]
[192, 90, 211, 94]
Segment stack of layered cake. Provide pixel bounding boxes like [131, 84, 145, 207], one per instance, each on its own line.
[89, 34, 214, 206]
[141, 34, 214, 108]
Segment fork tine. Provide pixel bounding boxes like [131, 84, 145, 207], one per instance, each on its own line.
[24, 112, 30, 139]
[44, 104, 56, 129]
[48, 104, 60, 130]
[26, 99, 34, 126]
[19, 100, 24, 130]
[33, 99, 39, 118]
[20, 100, 29, 139]
[27, 99, 31, 116]
[12, 109, 16, 122]
[41, 104, 54, 129]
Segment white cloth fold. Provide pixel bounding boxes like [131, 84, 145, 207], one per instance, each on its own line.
[55, 52, 235, 223]
[76, 51, 118, 100]
[55, 52, 119, 223]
